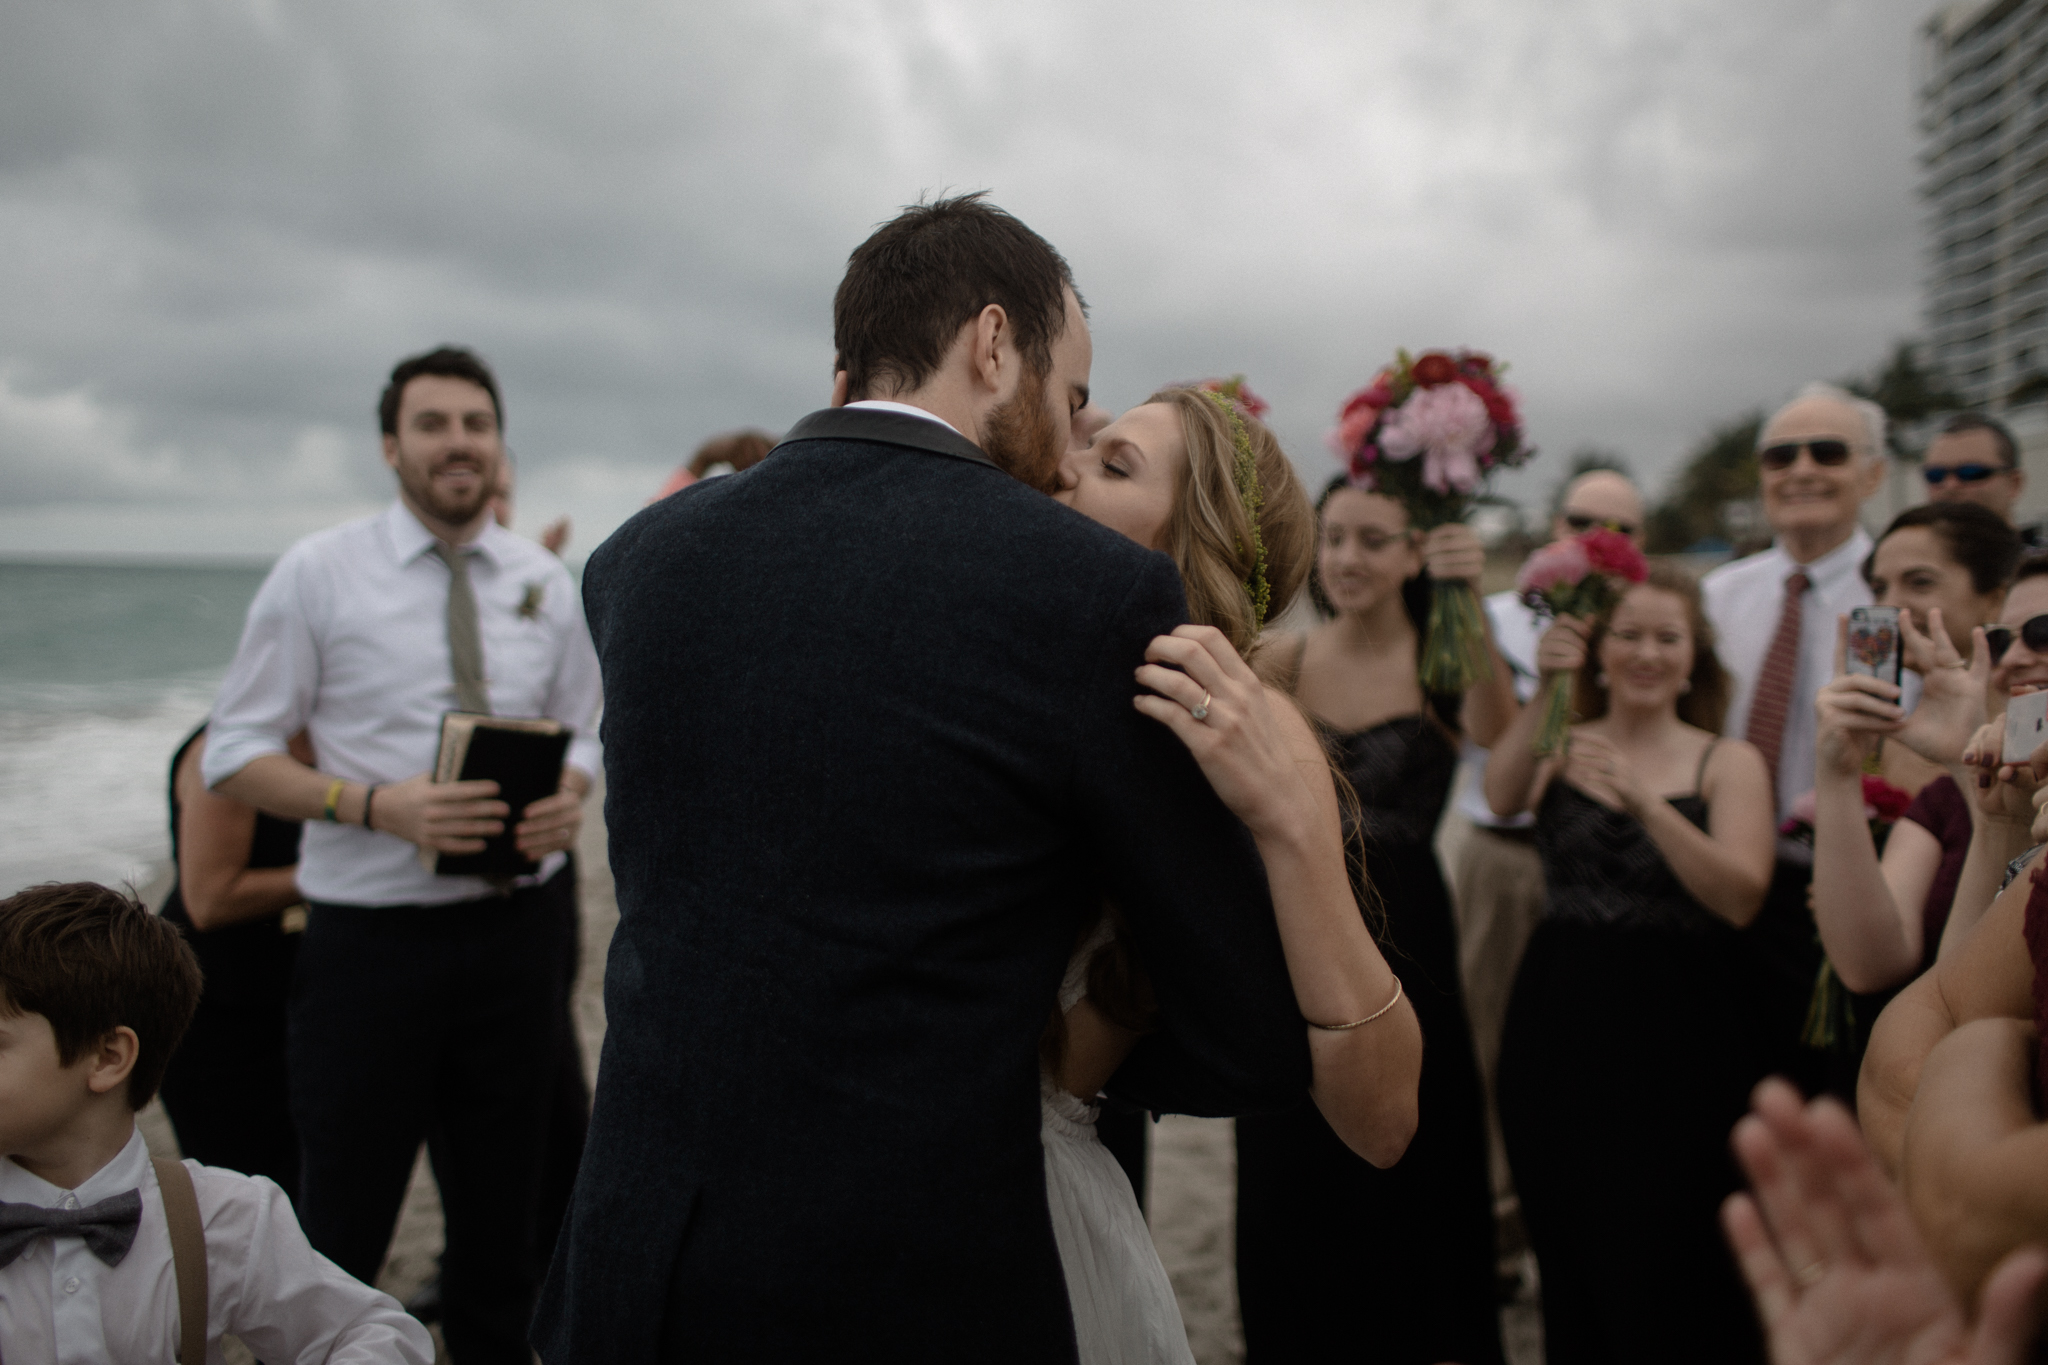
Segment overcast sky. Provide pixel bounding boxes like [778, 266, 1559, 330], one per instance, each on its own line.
[0, 0, 1932, 560]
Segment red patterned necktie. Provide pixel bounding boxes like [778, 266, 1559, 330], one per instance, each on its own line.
[1745, 568, 1811, 795]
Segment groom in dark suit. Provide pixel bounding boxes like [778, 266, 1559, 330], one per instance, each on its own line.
[534, 194, 1310, 1362]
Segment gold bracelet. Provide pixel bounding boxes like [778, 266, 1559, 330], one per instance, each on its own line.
[321, 778, 346, 823]
[1307, 977, 1404, 1031]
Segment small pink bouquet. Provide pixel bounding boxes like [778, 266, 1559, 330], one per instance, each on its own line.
[1786, 772, 1914, 1051]
[1330, 349, 1534, 691]
[1515, 528, 1649, 753]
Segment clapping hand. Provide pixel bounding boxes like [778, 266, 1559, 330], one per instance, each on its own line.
[1421, 523, 1486, 587]
[1723, 1078, 2048, 1365]
[1560, 730, 1642, 815]
[1135, 625, 1319, 840]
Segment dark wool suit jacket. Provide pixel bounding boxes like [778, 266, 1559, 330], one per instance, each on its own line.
[532, 407, 1310, 1363]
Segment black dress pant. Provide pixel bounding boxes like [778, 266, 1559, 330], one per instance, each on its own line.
[536, 854, 590, 1275]
[291, 866, 573, 1364]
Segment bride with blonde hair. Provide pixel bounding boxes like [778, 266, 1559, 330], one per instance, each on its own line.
[1040, 385, 1423, 1362]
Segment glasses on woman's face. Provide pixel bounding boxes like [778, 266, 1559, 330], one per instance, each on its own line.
[1759, 439, 1855, 470]
[1563, 513, 1638, 538]
[1923, 463, 2006, 486]
[1987, 614, 2048, 663]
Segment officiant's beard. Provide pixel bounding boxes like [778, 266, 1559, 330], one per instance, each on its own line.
[981, 368, 1062, 494]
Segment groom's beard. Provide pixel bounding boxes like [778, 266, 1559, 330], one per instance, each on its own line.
[980, 368, 1062, 494]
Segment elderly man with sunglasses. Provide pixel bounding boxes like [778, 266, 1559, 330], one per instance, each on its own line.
[1703, 382, 1898, 1093]
[1923, 413, 2041, 548]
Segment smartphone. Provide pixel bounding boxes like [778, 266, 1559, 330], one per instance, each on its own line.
[1846, 606, 1903, 687]
[2006, 689, 2048, 770]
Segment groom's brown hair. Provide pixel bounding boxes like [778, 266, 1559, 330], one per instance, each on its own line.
[834, 192, 1081, 401]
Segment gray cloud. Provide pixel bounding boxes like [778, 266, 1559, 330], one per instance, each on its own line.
[0, 0, 1927, 555]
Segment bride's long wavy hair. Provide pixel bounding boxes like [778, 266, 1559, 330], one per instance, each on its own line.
[1041, 390, 1376, 1076]
[1147, 387, 1315, 658]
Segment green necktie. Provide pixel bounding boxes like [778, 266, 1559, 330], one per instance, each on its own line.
[433, 542, 491, 714]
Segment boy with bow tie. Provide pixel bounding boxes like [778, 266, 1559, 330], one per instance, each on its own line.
[0, 881, 430, 1364]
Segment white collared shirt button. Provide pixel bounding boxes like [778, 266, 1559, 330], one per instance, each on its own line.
[63, 1276, 80, 1294]
[57, 1192, 78, 1210]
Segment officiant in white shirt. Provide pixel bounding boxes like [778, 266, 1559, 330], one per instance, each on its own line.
[203, 346, 601, 1363]
[1701, 380, 1891, 1095]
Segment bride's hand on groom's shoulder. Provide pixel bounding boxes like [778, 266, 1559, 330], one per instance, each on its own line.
[1135, 626, 1324, 841]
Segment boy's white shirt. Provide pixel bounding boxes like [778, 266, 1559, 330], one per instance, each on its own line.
[0, 1126, 432, 1365]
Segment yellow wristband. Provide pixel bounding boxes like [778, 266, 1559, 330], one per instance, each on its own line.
[321, 778, 346, 823]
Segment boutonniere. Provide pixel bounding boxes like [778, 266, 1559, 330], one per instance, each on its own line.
[518, 582, 545, 620]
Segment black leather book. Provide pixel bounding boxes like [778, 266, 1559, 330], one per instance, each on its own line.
[426, 713, 571, 879]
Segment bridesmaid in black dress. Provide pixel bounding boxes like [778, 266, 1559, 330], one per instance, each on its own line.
[157, 723, 307, 1195]
[1237, 478, 1517, 1365]
[1484, 566, 1778, 1364]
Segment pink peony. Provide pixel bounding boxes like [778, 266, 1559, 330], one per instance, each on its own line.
[1515, 538, 1591, 596]
[1377, 381, 1496, 494]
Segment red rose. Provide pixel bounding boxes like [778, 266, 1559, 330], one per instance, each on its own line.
[1860, 774, 1912, 824]
[1580, 528, 1648, 584]
[1461, 351, 1493, 372]
[1411, 352, 1458, 387]
[1460, 374, 1518, 427]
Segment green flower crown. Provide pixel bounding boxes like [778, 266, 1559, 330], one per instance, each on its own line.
[1200, 388, 1271, 629]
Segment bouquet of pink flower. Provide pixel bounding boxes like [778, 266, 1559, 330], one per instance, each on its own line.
[1329, 348, 1534, 691]
[1515, 528, 1649, 753]
[1784, 772, 1914, 1051]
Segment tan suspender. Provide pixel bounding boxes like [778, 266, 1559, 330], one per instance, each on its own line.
[151, 1157, 208, 1365]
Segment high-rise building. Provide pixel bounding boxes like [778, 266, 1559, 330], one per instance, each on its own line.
[1922, 0, 2048, 408]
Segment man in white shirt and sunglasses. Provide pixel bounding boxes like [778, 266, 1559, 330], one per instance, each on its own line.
[1922, 413, 2040, 548]
[1703, 382, 1891, 1091]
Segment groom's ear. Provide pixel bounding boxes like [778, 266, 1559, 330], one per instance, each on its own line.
[968, 303, 1014, 395]
[830, 370, 851, 407]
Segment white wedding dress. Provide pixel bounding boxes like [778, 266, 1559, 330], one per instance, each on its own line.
[1040, 924, 1197, 1365]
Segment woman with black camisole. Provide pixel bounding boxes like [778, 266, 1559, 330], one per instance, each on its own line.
[1484, 566, 1779, 1365]
[157, 723, 307, 1197]
[1237, 478, 1517, 1365]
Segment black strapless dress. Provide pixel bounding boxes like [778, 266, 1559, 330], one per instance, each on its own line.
[1497, 780, 1770, 1364]
[1235, 716, 1504, 1365]
[157, 724, 303, 1197]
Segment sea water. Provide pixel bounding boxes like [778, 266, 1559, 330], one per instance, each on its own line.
[0, 561, 270, 897]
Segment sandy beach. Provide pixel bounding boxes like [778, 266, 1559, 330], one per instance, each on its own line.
[139, 785, 1540, 1365]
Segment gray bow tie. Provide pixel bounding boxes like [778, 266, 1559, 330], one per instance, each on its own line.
[0, 1188, 144, 1267]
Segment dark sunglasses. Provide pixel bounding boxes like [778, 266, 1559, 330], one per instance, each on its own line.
[1564, 513, 1638, 538]
[1988, 614, 2048, 663]
[1923, 463, 2006, 485]
[1759, 439, 1854, 470]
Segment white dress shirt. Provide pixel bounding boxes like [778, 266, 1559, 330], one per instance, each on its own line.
[0, 1128, 432, 1365]
[1703, 529, 1884, 821]
[203, 500, 603, 906]
[1455, 591, 1544, 829]
[842, 399, 965, 435]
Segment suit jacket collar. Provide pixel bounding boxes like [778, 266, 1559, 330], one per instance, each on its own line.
[776, 407, 998, 472]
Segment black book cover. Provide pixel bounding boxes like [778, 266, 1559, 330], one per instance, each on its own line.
[434, 725, 572, 879]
